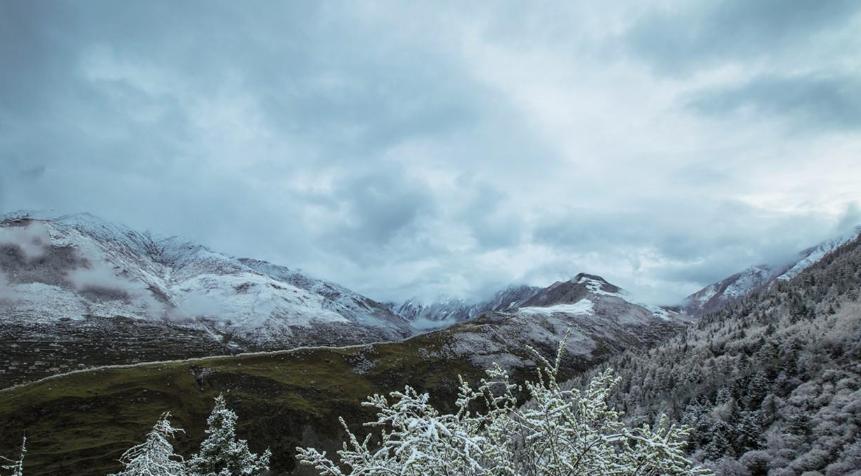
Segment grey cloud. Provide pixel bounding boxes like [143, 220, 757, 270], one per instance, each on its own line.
[318, 170, 438, 262]
[1, 0, 858, 305]
[627, 0, 861, 73]
[532, 199, 838, 297]
[457, 181, 524, 250]
[836, 203, 861, 235]
[689, 74, 861, 132]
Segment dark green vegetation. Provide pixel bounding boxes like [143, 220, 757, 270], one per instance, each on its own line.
[587, 236, 861, 475]
[0, 316, 233, 388]
[0, 327, 572, 476]
[0, 314, 408, 389]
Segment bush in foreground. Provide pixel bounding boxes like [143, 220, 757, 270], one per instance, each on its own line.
[297, 343, 711, 475]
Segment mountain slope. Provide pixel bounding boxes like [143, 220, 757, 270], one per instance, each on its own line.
[583, 234, 861, 475]
[682, 226, 861, 315]
[0, 213, 410, 387]
[0, 274, 687, 475]
[445, 273, 684, 369]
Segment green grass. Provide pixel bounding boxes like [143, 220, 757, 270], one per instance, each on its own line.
[0, 333, 493, 475]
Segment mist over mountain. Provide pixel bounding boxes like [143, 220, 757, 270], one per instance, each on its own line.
[0, 212, 411, 387]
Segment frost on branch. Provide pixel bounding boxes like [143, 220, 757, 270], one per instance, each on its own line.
[297, 340, 711, 475]
[109, 412, 187, 476]
[0, 436, 26, 476]
[186, 394, 271, 476]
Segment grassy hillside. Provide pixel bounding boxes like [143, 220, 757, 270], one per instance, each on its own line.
[0, 329, 541, 475]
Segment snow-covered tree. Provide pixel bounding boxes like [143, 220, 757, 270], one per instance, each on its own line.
[297, 341, 711, 475]
[110, 413, 186, 476]
[186, 394, 270, 476]
[0, 437, 26, 476]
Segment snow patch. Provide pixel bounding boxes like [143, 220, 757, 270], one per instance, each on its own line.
[575, 276, 618, 296]
[519, 299, 595, 316]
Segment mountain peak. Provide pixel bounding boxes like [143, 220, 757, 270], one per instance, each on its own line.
[572, 272, 608, 283]
[522, 274, 624, 308]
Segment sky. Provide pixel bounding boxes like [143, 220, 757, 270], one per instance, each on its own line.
[1, 0, 860, 305]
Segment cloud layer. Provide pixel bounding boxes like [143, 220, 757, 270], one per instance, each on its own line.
[2, 0, 860, 304]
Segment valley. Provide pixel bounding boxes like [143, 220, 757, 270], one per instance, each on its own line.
[2, 213, 860, 475]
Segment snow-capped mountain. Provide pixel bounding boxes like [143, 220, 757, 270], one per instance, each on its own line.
[778, 226, 861, 281]
[682, 226, 861, 315]
[681, 265, 782, 315]
[396, 274, 677, 332]
[439, 273, 684, 369]
[517, 273, 677, 321]
[393, 284, 541, 330]
[0, 212, 410, 380]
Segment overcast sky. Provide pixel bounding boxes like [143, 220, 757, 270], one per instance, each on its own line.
[2, 0, 860, 304]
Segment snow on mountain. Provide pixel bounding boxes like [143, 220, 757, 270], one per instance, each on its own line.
[778, 226, 861, 281]
[519, 299, 595, 316]
[0, 213, 410, 345]
[682, 226, 861, 315]
[387, 273, 685, 370]
[393, 284, 542, 330]
[393, 298, 475, 330]
[519, 274, 677, 322]
[395, 273, 678, 334]
[440, 273, 685, 369]
[681, 265, 781, 315]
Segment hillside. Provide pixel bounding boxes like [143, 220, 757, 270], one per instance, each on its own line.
[0, 213, 411, 387]
[583, 235, 861, 475]
[0, 332, 476, 475]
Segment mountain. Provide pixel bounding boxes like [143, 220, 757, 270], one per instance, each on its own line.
[0, 273, 687, 475]
[3, 214, 859, 475]
[682, 226, 861, 315]
[390, 274, 686, 369]
[0, 213, 410, 387]
[582, 228, 861, 474]
[394, 273, 679, 330]
[393, 284, 541, 329]
[682, 264, 783, 315]
[442, 273, 684, 369]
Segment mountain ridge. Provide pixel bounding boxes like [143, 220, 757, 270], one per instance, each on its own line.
[0, 212, 412, 387]
[682, 226, 861, 315]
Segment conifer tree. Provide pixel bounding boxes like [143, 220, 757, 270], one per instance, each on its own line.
[110, 413, 186, 476]
[186, 395, 270, 476]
